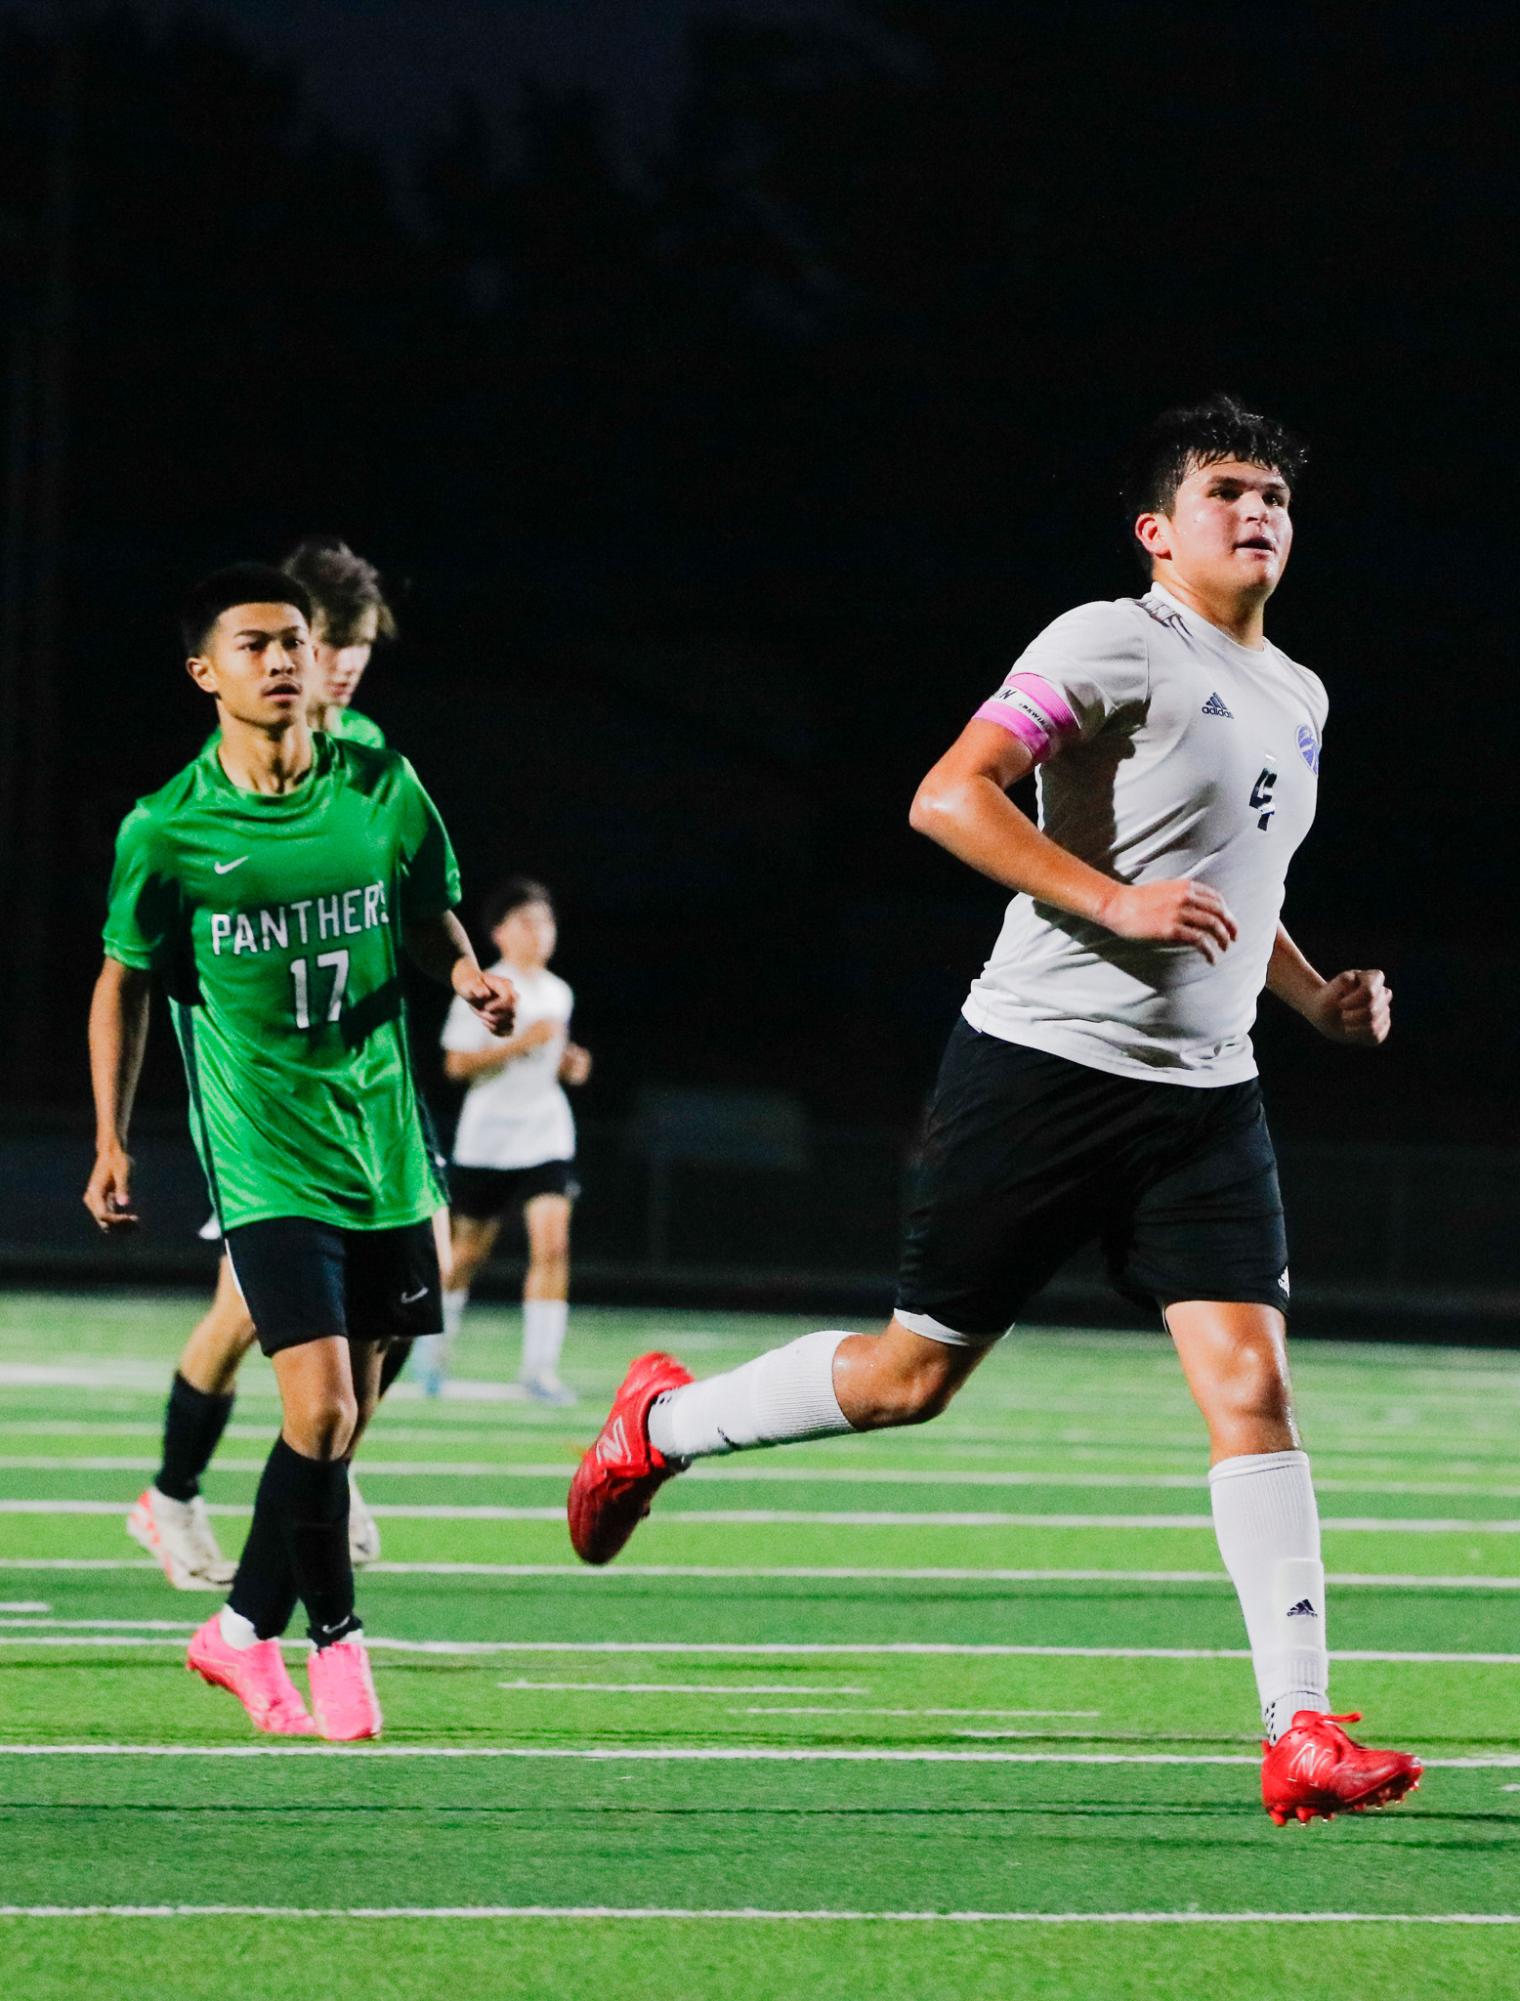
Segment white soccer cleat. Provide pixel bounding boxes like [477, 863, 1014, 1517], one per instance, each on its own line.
[127, 1486, 237, 1590]
[348, 1472, 381, 1568]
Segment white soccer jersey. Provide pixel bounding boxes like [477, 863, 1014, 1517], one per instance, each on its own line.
[442, 961, 576, 1168]
[962, 583, 1328, 1085]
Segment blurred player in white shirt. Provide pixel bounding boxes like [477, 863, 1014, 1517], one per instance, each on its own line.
[417, 879, 591, 1400]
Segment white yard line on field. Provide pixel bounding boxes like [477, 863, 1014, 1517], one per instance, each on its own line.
[5, 1499, 1518, 1531]
[1, 1625, 1517, 1665]
[0, 1742, 1514, 1768]
[0, 1905, 1516, 1924]
[8, 1455, 1519, 1500]
[737, 1707, 1102, 1719]
[2, 1557, 1518, 1591]
[496, 1680, 871, 1695]
[2, 1557, 1515, 1590]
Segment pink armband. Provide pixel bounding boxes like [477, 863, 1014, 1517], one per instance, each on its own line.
[973, 672, 1080, 765]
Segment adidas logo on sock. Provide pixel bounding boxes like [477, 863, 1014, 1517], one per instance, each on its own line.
[1286, 1598, 1318, 1617]
[1201, 691, 1234, 717]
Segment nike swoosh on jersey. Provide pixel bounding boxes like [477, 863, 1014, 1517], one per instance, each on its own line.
[213, 856, 250, 874]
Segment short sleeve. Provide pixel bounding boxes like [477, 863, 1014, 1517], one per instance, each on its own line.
[101, 806, 179, 971]
[394, 757, 462, 919]
[440, 991, 493, 1054]
[974, 601, 1149, 765]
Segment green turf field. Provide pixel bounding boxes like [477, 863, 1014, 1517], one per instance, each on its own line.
[0, 1290, 1516, 1999]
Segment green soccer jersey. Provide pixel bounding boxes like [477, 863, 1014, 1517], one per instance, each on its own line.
[322, 706, 386, 748]
[104, 734, 461, 1232]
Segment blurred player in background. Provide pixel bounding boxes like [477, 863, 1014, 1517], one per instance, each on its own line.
[126, 538, 448, 1590]
[87, 563, 512, 1738]
[413, 878, 591, 1401]
[569, 395, 1422, 1827]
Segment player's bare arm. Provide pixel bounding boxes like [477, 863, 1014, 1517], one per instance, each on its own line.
[909, 718, 1238, 962]
[84, 957, 152, 1230]
[443, 1017, 557, 1083]
[1267, 922, 1390, 1047]
[403, 910, 517, 1036]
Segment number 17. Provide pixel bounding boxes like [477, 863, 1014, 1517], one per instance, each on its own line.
[290, 950, 350, 1028]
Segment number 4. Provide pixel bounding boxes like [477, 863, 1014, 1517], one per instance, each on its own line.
[290, 950, 350, 1028]
[1250, 765, 1278, 831]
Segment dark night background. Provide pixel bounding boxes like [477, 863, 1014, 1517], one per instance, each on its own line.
[1, 0, 1514, 1178]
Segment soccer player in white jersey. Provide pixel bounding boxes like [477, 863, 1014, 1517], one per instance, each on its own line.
[569, 395, 1421, 1825]
[126, 538, 430, 1590]
[414, 878, 591, 1401]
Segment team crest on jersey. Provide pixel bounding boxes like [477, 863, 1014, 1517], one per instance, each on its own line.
[1297, 725, 1320, 774]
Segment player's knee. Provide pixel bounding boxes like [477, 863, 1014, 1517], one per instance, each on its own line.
[1219, 1340, 1292, 1428]
[878, 1355, 960, 1428]
[294, 1391, 358, 1461]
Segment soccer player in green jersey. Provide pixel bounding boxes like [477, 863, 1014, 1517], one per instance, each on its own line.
[86, 562, 514, 1739]
[131, 539, 422, 1591]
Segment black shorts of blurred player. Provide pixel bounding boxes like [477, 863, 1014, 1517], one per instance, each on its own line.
[895, 1019, 1289, 1343]
[449, 1159, 581, 1220]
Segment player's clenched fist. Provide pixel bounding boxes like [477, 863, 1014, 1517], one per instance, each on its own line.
[83, 1145, 139, 1232]
[1309, 967, 1391, 1047]
[1094, 878, 1240, 963]
[453, 962, 517, 1037]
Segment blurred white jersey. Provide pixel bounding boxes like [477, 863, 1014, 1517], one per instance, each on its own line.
[963, 584, 1328, 1085]
[443, 962, 576, 1168]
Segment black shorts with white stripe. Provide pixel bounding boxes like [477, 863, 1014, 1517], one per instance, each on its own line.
[895, 1018, 1290, 1344]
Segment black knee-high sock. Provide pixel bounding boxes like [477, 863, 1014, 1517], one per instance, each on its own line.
[156, 1373, 235, 1502]
[278, 1445, 357, 1648]
[377, 1338, 413, 1400]
[227, 1439, 301, 1640]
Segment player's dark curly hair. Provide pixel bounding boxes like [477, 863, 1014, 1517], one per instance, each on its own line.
[282, 536, 397, 647]
[181, 563, 313, 656]
[1121, 393, 1307, 571]
[482, 876, 554, 934]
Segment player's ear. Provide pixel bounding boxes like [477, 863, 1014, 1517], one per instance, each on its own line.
[186, 653, 218, 697]
[1134, 511, 1171, 564]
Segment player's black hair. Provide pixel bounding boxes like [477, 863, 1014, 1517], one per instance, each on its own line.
[181, 564, 313, 657]
[282, 536, 397, 647]
[1121, 393, 1307, 572]
[482, 876, 554, 934]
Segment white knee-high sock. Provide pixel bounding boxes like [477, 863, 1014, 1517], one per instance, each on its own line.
[647, 1329, 854, 1461]
[523, 1299, 568, 1379]
[1209, 1448, 1330, 1741]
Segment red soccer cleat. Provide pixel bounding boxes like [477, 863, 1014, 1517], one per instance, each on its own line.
[1261, 1710, 1423, 1825]
[567, 1351, 694, 1565]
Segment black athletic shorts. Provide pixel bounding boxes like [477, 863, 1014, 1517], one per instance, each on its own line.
[895, 1018, 1290, 1344]
[223, 1216, 444, 1356]
[449, 1159, 579, 1221]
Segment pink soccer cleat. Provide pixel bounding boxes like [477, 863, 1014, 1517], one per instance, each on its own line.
[186, 1615, 315, 1735]
[567, 1351, 694, 1565]
[308, 1637, 383, 1742]
[1261, 1710, 1423, 1825]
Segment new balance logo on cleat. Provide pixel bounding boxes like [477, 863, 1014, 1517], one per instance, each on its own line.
[597, 1416, 629, 1464]
[1201, 691, 1234, 717]
[1286, 1598, 1318, 1617]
